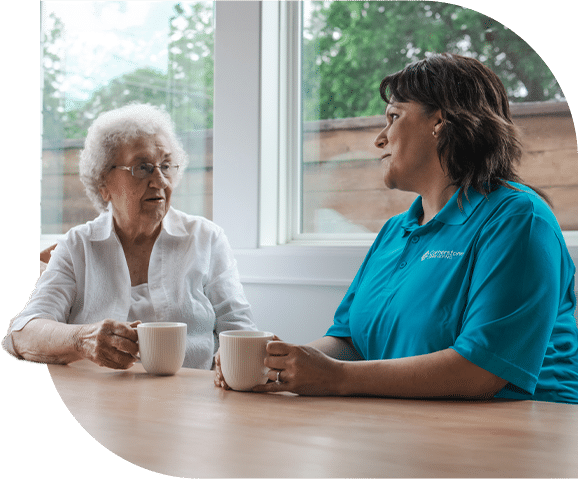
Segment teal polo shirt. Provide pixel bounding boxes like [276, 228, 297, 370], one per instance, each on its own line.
[327, 183, 578, 403]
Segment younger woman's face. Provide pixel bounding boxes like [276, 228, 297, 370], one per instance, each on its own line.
[374, 99, 443, 194]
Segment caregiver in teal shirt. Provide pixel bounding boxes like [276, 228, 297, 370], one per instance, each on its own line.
[327, 183, 578, 403]
[216, 53, 578, 403]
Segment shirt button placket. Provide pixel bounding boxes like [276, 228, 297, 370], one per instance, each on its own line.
[399, 235, 420, 270]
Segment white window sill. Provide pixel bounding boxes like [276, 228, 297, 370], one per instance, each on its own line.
[234, 232, 578, 287]
[40, 232, 578, 289]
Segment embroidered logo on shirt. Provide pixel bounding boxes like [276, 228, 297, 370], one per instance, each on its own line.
[421, 250, 464, 261]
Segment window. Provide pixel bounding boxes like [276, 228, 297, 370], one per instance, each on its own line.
[299, 0, 578, 237]
[42, 1, 578, 251]
[41, 1, 214, 234]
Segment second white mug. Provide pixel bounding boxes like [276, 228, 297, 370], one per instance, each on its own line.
[219, 330, 274, 391]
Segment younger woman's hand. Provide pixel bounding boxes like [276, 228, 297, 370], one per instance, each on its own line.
[252, 341, 346, 396]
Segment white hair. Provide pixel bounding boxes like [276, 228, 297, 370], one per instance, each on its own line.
[79, 103, 188, 212]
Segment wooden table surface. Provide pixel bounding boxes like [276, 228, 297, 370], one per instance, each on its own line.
[49, 360, 578, 478]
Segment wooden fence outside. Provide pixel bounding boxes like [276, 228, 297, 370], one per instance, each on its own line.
[42, 101, 577, 234]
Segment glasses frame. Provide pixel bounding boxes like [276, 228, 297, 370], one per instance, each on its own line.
[111, 162, 180, 180]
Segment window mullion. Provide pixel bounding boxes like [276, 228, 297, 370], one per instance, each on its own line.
[213, 1, 261, 249]
[283, 0, 302, 244]
[260, 1, 281, 246]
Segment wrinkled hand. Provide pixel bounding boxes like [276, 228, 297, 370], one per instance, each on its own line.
[252, 341, 345, 396]
[76, 319, 141, 370]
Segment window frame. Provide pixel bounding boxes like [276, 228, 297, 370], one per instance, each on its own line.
[255, 0, 578, 250]
[259, 0, 380, 247]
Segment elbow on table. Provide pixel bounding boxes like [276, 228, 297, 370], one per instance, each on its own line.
[443, 350, 509, 400]
[451, 373, 509, 400]
[2, 331, 20, 359]
[8, 319, 81, 366]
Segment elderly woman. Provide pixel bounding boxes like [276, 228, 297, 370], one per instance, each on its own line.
[4, 103, 256, 370]
[217, 53, 578, 403]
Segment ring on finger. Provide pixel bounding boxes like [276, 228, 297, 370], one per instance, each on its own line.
[276, 370, 282, 384]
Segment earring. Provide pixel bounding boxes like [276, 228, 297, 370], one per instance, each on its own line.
[432, 131, 436, 137]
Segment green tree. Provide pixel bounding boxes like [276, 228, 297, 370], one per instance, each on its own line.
[63, 68, 171, 138]
[303, 1, 562, 121]
[42, 11, 66, 141]
[43, 2, 214, 140]
[167, 2, 214, 132]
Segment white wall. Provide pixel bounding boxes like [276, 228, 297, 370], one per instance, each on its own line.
[243, 283, 348, 344]
[233, 245, 368, 343]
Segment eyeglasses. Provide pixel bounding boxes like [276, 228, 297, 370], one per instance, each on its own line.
[111, 163, 180, 180]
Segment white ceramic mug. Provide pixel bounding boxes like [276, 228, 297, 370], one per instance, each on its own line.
[219, 331, 274, 391]
[137, 322, 187, 375]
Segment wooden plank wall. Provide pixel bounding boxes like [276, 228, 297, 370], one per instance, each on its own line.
[302, 102, 577, 233]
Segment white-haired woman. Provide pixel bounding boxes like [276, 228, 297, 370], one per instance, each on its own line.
[3, 104, 256, 370]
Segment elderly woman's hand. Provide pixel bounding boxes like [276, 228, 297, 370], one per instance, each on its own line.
[77, 319, 141, 370]
[213, 348, 231, 390]
[252, 341, 346, 396]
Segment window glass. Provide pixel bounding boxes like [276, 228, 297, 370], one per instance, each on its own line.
[41, 1, 214, 234]
[301, 0, 577, 233]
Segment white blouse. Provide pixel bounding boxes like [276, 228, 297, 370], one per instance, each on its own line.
[128, 283, 155, 325]
[5, 207, 257, 369]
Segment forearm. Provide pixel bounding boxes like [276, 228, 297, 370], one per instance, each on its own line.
[337, 348, 507, 399]
[307, 336, 363, 361]
[11, 318, 85, 365]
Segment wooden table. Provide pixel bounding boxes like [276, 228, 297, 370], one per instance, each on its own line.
[49, 360, 578, 478]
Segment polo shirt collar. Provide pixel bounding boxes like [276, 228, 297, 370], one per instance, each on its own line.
[436, 188, 486, 225]
[401, 197, 424, 231]
[90, 205, 188, 241]
[401, 187, 486, 232]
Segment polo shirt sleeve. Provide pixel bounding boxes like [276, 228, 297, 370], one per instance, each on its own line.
[326, 279, 357, 339]
[451, 203, 564, 394]
[326, 231, 383, 340]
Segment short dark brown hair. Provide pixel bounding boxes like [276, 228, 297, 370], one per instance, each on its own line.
[379, 53, 549, 206]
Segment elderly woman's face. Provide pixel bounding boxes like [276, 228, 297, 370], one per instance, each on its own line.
[374, 99, 442, 193]
[99, 134, 175, 236]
